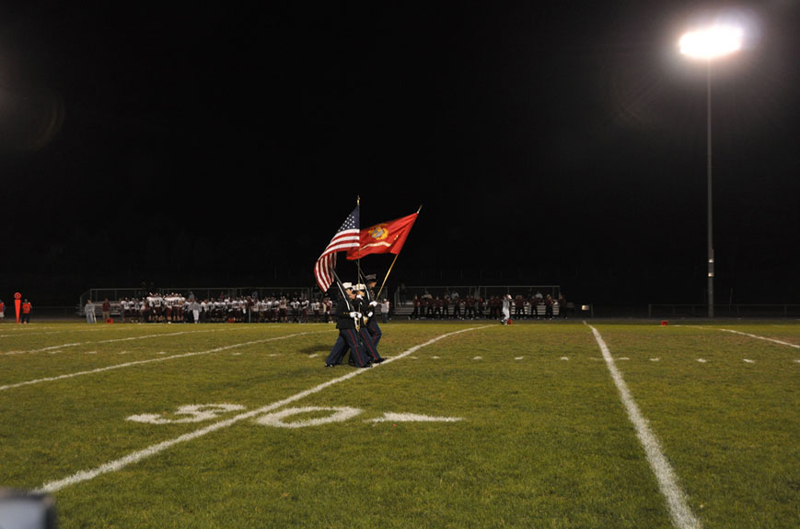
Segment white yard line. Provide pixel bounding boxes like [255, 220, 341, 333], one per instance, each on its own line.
[717, 328, 800, 349]
[587, 323, 702, 529]
[37, 326, 486, 493]
[1, 331, 327, 392]
[0, 325, 149, 338]
[2, 328, 223, 355]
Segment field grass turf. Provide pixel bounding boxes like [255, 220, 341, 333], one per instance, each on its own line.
[0, 320, 797, 528]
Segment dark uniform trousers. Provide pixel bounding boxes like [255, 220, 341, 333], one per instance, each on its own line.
[326, 297, 371, 367]
[326, 328, 370, 367]
[359, 323, 382, 362]
[366, 318, 382, 348]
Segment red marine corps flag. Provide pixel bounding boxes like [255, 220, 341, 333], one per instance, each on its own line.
[346, 211, 419, 260]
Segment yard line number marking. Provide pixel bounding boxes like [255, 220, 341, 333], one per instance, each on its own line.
[587, 323, 702, 529]
[128, 405, 463, 427]
[36, 326, 487, 494]
[128, 404, 247, 424]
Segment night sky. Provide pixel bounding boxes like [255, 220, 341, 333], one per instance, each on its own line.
[1, 1, 799, 307]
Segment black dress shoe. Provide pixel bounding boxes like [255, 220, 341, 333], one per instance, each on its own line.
[324, 363, 335, 368]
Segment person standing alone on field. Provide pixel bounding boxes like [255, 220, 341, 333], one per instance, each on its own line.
[501, 295, 511, 325]
[21, 299, 32, 324]
[85, 299, 97, 323]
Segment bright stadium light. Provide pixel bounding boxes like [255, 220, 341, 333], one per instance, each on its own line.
[679, 25, 743, 60]
[679, 21, 745, 318]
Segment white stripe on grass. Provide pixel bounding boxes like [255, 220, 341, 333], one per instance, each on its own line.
[37, 326, 487, 494]
[367, 412, 462, 423]
[1, 331, 327, 392]
[717, 328, 800, 349]
[2, 329, 222, 355]
[587, 323, 702, 529]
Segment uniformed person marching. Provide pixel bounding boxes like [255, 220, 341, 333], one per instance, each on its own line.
[354, 282, 384, 364]
[324, 282, 371, 368]
[362, 273, 383, 348]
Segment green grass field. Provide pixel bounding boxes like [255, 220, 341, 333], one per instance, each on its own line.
[1, 320, 798, 528]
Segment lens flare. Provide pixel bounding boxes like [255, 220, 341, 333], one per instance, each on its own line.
[680, 25, 743, 60]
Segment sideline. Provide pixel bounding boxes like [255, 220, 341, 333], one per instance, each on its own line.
[586, 323, 702, 529]
[37, 326, 487, 493]
[1, 331, 329, 392]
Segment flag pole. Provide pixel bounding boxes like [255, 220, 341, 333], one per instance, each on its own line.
[356, 196, 361, 287]
[332, 268, 359, 330]
[375, 204, 422, 301]
[375, 253, 399, 301]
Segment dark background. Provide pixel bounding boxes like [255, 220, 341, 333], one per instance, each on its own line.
[1, 1, 798, 307]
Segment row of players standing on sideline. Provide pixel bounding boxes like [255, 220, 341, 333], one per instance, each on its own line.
[84, 293, 391, 324]
[408, 291, 568, 320]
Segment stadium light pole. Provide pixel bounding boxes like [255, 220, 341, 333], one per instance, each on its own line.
[679, 24, 743, 318]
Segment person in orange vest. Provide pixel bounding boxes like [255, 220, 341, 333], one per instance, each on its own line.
[21, 299, 32, 324]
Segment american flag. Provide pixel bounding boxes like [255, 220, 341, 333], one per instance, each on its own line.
[314, 206, 360, 292]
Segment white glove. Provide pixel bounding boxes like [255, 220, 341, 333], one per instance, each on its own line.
[349, 312, 358, 318]
[367, 312, 374, 318]
[369, 301, 378, 307]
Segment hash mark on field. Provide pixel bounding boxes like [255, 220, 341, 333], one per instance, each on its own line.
[514, 356, 524, 360]
[651, 358, 660, 362]
[743, 359, 755, 364]
[697, 358, 707, 363]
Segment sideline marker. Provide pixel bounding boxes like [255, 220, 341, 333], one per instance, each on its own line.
[14, 292, 21, 324]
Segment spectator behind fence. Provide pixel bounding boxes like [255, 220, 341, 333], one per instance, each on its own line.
[381, 298, 390, 323]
